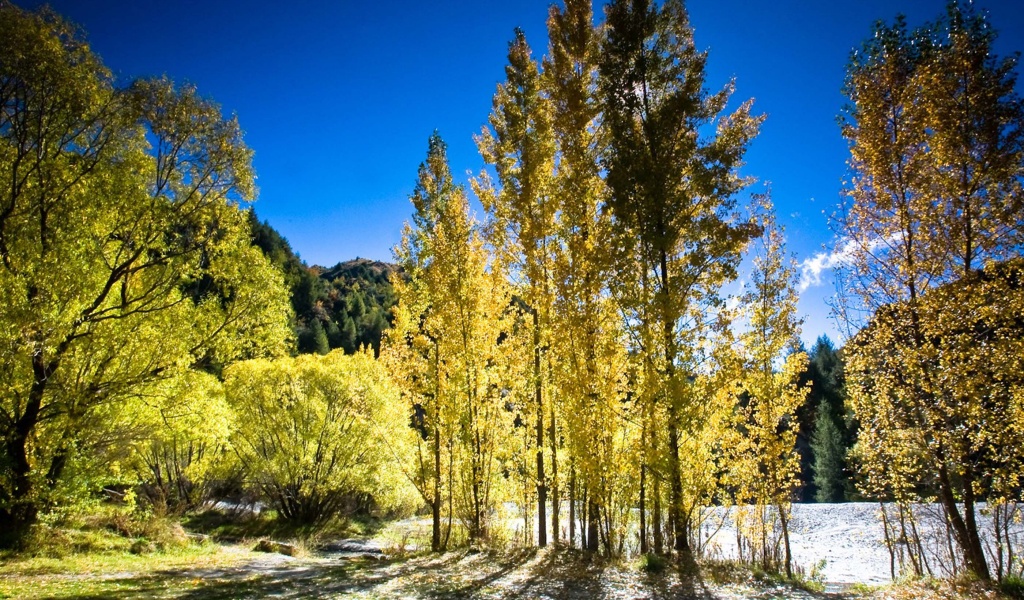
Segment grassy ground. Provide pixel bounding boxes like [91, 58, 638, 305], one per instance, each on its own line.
[0, 542, 248, 599]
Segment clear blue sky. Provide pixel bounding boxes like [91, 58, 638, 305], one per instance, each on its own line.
[16, 0, 1024, 346]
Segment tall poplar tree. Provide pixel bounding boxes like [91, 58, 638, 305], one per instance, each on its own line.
[386, 133, 513, 549]
[386, 134, 456, 551]
[599, 0, 762, 556]
[476, 29, 559, 547]
[727, 203, 808, 578]
[544, 0, 632, 554]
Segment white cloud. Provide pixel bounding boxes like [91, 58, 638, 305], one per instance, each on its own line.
[725, 278, 745, 312]
[798, 239, 859, 293]
[799, 233, 901, 293]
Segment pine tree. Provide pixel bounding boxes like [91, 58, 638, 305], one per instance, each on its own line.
[325, 319, 342, 349]
[811, 399, 845, 503]
[797, 335, 848, 502]
[309, 319, 329, 355]
[339, 314, 358, 354]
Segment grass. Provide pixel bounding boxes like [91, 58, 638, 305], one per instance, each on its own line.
[697, 556, 827, 594]
[839, 574, 1024, 600]
[1000, 575, 1024, 599]
[848, 581, 885, 595]
[1, 541, 836, 600]
[0, 542, 250, 599]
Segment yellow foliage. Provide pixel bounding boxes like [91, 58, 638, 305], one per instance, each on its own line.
[226, 350, 417, 524]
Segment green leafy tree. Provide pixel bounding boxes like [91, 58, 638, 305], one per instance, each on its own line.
[0, 5, 290, 547]
[226, 350, 415, 525]
[130, 371, 235, 515]
[599, 0, 762, 556]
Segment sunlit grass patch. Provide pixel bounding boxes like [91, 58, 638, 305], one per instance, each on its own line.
[0, 542, 249, 599]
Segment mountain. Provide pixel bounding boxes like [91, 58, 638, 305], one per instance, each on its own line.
[248, 211, 399, 356]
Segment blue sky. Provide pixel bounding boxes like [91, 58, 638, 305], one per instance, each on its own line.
[17, 0, 1024, 346]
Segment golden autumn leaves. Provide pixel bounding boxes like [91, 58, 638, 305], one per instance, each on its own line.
[838, 1, 1024, 582]
[381, 0, 807, 562]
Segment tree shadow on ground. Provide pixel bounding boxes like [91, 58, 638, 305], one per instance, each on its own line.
[43, 555, 407, 600]
[502, 549, 719, 600]
[39, 549, 839, 600]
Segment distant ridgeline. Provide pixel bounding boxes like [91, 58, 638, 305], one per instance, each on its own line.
[248, 211, 399, 355]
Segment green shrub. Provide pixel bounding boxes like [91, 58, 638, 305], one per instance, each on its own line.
[1000, 576, 1024, 599]
[637, 552, 668, 573]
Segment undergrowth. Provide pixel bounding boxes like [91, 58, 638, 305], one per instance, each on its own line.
[3, 502, 193, 560]
[182, 506, 366, 547]
[636, 552, 669, 573]
[1001, 576, 1024, 600]
[697, 556, 826, 593]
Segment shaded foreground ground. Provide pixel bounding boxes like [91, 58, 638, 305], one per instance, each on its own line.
[1, 544, 843, 600]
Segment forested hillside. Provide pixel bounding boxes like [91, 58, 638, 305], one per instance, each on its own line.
[248, 211, 398, 355]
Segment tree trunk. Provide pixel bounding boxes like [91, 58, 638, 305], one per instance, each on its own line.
[880, 503, 895, 580]
[444, 439, 454, 551]
[640, 463, 648, 554]
[779, 504, 793, 578]
[937, 460, 990, 580]
[431, 339, 442, 552]
[0, 483, 37, 550]
[586, 495, 600, 553]
[550, 390, 559, 545]
[432, 426, 441, 551]
[667, 415, 687, 554]
[0, 354, 54, 549]
[653, 473, 663, 554]
[961, 471, 989, 581]
[580, 485, 588, 550]
[471, 392, 483, 540]
[569, 465, 576, 549]
[658, 247, 687, 557]
[534, 309, 547, 547]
